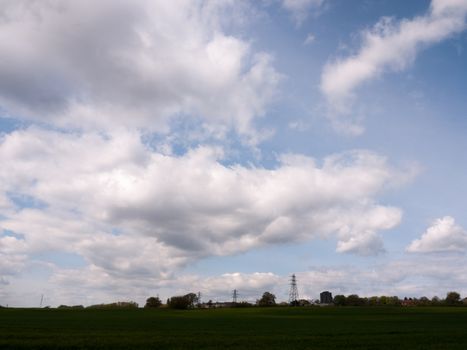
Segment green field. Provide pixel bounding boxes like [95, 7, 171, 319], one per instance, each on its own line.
[1, 307, 467, 349]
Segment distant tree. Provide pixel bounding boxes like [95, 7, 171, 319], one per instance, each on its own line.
[418, 297, 430, 307]
[445, 291, 461, 306]
[116, 301, 138, 308]
[167, 296, 190, 309]
[333, 295, 346, 306]
[368, 296, 379, 306]
[431, 296, 441, 306]
[86, 301, 138, 309]
[167, 293, 198, 309]
[57, 305, 84, 309]
[257, 292, 276, 307]
[346, 294, 363, 306]
[144, 297, 162, 308]
[385, 296, 401, 307]
[393, 296, 401, 306]
[184, 293, 198, 307]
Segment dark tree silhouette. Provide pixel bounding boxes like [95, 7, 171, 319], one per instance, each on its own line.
[333, 295, 346, 306]
[257, 292, 276, 307]
[144, 296, 162, 308]
[445, 291, 461, 306]
[167, 293, 198, 309]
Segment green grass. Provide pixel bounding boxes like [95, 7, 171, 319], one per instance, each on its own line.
[1, 307, 467, 349]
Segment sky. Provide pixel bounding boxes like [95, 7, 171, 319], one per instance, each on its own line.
[1, 0, 467, 307]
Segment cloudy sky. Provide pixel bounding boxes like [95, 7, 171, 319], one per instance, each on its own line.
[1, 0, 467, 307]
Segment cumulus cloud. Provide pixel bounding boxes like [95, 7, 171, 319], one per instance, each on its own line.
[0, 126, 411, 288]
[0, 233, 27, 291]
[166, 272, 282, 302]
[297, 255, 467, 298]
[6, 254, 467, 306]
[320, 0, 467, 133]
[34, 269, 282, 306]
[0, 0, 280, 139]
[281, 0, 325, 25]
[0, 192, 12, 209]
[0, 236, 26, 274]
[407, 216, 467, 253]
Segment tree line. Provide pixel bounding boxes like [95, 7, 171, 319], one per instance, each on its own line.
[149, 291, 277, 309]
[332, 291, 465, 307]
[141, 291, 467, 309]
[47, 291, 466, 310]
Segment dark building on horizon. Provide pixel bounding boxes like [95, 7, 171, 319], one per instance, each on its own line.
[320, 291, 333, 304]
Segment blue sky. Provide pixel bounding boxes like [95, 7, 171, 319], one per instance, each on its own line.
[1, 0, 467, 307]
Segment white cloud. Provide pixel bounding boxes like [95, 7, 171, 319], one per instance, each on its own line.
[303, 33, 316, 45]
[0, 0, 280, 139]
[0, 127, 411, 289]
[0, 234, 27, 289]
[0, 237, 26, 274]
[297, 256, 467, 298]
[407, 216, 467, 253]
[288, 119, 310, 131]
[6, 254, 467, 306]
[282, 0, 325, 25]
[39, 269, 283, 306]
[0, 192, 12, 210]
[320, 0, 467, 132]
[174, 272, 283, 301]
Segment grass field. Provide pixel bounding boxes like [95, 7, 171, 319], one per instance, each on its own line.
[1, 306, 467, 349]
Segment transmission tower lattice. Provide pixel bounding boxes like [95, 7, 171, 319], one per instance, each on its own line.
[288, 274, 299, 304]
[232, 289, 238, 303]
